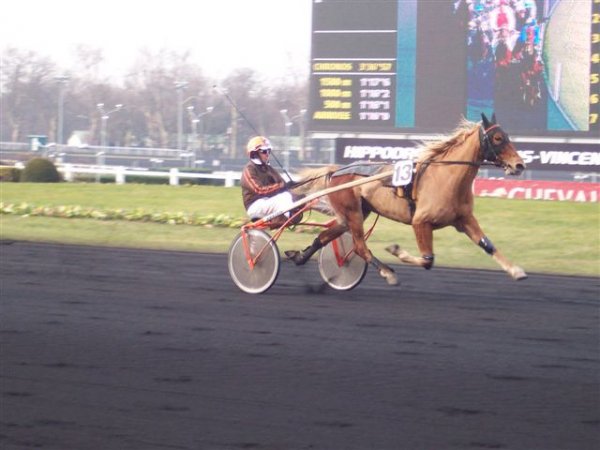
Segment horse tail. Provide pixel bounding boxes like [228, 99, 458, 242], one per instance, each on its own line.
[292, 165, 339, 196]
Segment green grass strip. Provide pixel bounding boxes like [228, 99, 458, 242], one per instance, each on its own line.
[1, 183, 598, 276]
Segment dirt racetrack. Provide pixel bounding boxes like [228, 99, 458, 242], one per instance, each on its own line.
[1, 241, 598, 450]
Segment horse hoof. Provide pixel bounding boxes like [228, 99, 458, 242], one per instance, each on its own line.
[385, 244, 401, 257]
[511, 267, 527, 281]
[380, 270, 399, 286]
[511, 266, 528, 280]
[387, 275, 399, 286]
[284, 250, 306, 266]
[284, 250, 301, 263]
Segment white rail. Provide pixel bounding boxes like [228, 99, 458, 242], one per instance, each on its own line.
[57, 164, 241, 187]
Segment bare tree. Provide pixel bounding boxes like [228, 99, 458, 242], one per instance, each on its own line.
[0, 48, 57, 142]
[74, 45, 105, 81]
[0, 45, 308, 155]
[124, 48, 208, 148]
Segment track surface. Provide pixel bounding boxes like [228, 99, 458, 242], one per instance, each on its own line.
[1, 241, 598, 450]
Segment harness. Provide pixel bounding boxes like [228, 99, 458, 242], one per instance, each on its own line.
[294, 123, 509, 220]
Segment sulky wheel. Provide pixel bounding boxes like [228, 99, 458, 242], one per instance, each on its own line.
[318, 232, 367, 291]
[228, 229, 280, 294]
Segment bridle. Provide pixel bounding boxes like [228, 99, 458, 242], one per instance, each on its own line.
[479, 123, 509, 163]
[418, 123, 510, 170]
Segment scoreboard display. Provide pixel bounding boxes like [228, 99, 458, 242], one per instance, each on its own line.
[309, 0, 600, 138]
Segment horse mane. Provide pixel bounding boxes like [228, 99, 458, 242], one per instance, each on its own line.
[417, 118, 479, 162]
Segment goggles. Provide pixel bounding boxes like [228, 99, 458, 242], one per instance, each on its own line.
[257, 147, 271, 155]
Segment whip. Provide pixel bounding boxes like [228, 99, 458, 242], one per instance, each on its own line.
[213, 85, 293, 182]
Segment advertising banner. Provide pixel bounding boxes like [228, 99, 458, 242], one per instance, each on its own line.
[335, 137, 600, 173]
[473, 179, 599, 202]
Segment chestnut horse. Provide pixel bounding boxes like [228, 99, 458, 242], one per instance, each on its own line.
[287, 113, 527, 284]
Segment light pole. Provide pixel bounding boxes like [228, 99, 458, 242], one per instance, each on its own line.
[187, 106, 200, 152]
[96, 103, 123, 150]
[54, 75, 70, 149]
[187, 105, 213, 161]
[95, 151, 105, 183]
[175, 81, 189, 152]
[279, 109, 292, 171]
[292, 109, 307, 161]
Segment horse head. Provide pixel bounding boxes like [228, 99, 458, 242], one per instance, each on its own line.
[479, 113, 525, 176]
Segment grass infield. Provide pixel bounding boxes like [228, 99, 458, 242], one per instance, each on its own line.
[1, 183, 598, 277]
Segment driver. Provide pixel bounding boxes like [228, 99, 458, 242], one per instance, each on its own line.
[241, 136, 300, 224]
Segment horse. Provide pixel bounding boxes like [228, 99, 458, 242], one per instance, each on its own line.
[287, 113, 527, 285]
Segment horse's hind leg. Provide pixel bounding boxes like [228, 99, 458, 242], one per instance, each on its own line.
[458, 215, 527, 280]
[285, 223, 347, 266]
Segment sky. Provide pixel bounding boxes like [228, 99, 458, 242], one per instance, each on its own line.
[0, 0, 313, 82]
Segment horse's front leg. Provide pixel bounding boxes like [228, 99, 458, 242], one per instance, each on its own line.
[458, 215, 527, 280]
[386, 221, 436, 270]
[349, 226, 398, 286]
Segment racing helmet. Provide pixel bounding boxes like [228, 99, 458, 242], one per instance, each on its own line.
[246, 136, 272, 157]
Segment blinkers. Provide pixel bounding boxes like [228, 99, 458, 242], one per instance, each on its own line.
[479, 113, 511, 163]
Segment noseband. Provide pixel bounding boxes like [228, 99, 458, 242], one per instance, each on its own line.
[479, 124, 509, 163]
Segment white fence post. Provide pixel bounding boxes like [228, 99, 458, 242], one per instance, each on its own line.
[62, 164, 73, 182]
[115, 167, 126, 185]
[225, 171, 235, 187]
[169, 168, 179, 186]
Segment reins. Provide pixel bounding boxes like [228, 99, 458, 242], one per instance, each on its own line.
[292, 158, 495, 191]
[421, 160, 496, 167]
[425, 160, 476, 166]
[294, 122, 501, 193]
[291, 171, 331, 189]
[419, 123, 504, 171]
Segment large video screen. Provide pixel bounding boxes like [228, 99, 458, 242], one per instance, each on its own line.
[309, 0, 599, 138]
